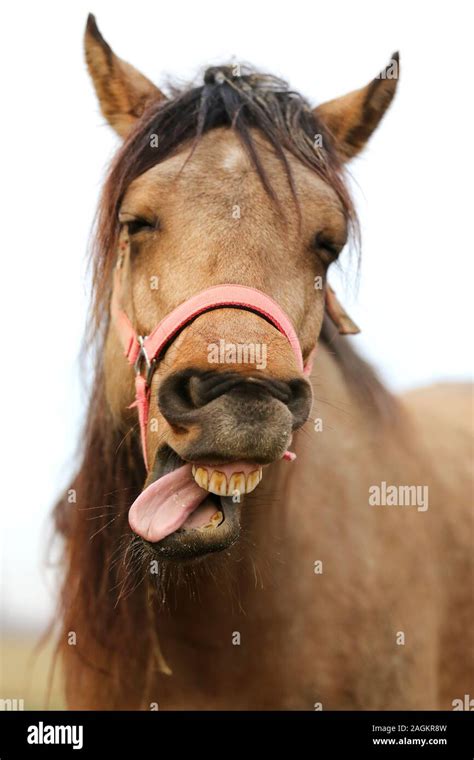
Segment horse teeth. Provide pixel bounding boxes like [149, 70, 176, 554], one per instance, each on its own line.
[192, 466, 209, 491]
[246, 469, 262, 493]
[229, 473, 246, 496]
[208, 471, 228, 496]
[192, 466, 263, 495]
[202, 511, 223, 529]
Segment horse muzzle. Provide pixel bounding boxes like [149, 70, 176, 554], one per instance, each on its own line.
[129, 367, 312, 559]
[111, 251, 315, 557]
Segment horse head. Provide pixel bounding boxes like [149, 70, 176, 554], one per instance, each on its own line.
[85, 14, 398, 559]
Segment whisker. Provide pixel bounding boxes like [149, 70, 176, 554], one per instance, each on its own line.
[89, 515, 118, 540]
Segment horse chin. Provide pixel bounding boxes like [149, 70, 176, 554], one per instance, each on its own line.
[145, 495, 242, 560]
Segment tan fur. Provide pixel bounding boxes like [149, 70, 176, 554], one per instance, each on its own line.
[57, 20, 472, 710]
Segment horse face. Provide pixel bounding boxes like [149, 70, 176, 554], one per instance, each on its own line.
[104, 128, 356, 556]
[85, 15, 398, 559]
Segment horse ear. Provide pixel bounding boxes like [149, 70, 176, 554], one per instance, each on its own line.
[314, 53, 399, 161]
[84, 14, 165, 138]
[325, 286, 360, 335]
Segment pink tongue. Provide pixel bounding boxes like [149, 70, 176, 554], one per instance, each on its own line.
[129, 464, 209, 543]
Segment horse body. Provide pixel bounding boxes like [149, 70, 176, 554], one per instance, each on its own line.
[55, 16, 473, 710]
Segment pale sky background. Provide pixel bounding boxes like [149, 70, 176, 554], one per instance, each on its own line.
[1, 0, 472, 630]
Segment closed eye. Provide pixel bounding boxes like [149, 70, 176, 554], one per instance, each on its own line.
[118, 211, 159, 236]
[313, 232, 345, 263]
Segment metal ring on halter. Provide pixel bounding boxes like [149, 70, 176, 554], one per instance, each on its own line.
[133, 336, 156, 387]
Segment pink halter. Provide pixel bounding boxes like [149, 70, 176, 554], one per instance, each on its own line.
[112, 253, 314, 470]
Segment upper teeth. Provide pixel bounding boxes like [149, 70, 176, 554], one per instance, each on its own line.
[192, 465, 263, 496]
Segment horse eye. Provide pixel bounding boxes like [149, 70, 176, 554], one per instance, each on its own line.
[126, 217, 158, 236]
[313, 232, 343, 262]
[118, 210, 159, 236]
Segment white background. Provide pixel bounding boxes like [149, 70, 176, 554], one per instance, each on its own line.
[1, 0, 472, 630]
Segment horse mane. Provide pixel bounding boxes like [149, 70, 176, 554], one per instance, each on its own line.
[53, 65, 398, 708]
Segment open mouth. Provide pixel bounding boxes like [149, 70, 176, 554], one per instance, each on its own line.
[128, 445, 263, 556]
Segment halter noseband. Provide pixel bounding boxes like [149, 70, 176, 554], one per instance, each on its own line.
[111, 238, 314, 470]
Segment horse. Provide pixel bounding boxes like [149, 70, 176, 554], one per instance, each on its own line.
[53, 14, 473, 710]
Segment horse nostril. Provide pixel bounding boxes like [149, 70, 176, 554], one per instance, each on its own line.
[287, 378, 313, 430]
[158, 369, 312, 429]
[157, 369, 198, 426]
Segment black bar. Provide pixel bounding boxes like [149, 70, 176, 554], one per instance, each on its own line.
[0, 710, 472, 757]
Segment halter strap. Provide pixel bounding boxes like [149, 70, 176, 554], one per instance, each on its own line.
[111, 238, 315, 469]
